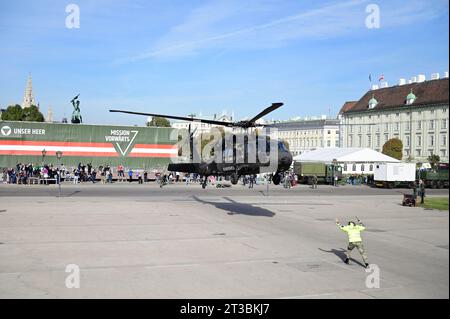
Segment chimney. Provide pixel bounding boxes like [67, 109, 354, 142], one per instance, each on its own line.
[371, 84, 379, 90]
[411, 76, 418, 83]
[381, 81, 389, 88]
[399, 78, 406, 85]
[430, 73, 440, 80]
[444, 71, 449, 78]
[417, 74, 426, 83]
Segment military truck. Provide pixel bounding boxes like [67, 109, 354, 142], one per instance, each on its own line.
[293, 162, 342, 184]
[418, 163, 449, 189]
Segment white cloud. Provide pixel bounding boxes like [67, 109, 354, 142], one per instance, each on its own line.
[118, 0, 448, 62]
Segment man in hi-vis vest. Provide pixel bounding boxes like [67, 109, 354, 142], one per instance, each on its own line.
[335, 217, 369, 268]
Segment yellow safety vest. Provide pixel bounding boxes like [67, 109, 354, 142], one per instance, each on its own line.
[339, 225, 365, 243]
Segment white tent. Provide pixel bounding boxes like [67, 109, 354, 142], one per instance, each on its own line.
[293, 148, 400, 164]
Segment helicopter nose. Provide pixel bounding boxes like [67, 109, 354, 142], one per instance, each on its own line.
[280, 152, 293, 169]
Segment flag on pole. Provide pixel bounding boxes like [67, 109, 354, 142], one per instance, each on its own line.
[378, 74, 385, 82]
[369, 74, 372, 82]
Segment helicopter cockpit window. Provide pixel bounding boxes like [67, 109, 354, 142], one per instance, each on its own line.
[278, 141, 287, 151]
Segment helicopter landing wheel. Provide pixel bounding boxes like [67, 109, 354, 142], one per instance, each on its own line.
[230, 173, 239, 185]
[272, 173, 281, 185]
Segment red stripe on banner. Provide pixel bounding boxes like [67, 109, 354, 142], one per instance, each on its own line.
[128, 153, 177, 158]
[0, 140, 113, 148]
[0, 150, 119, 157]
[134, 144, 177, 149]
[0, 140, 177, 149]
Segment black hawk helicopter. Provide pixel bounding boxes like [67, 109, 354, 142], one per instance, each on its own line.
[110, 103, 293, 188]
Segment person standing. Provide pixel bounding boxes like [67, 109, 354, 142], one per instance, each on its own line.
[312, 175, 318, 189]
[249, 174, 254, 188]
[128, 169, 133, 183]
[335, 217, 369, 268]
[185, 173, 191, 186]
[419, 179, 426, 204]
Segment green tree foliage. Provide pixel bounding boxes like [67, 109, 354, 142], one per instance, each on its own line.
[1, 104, 24, 121]
[427, 154, 440, 169]
[23, 105, 44, 122]
[146, 116, 171, 127]
[382, 138, 403, 160]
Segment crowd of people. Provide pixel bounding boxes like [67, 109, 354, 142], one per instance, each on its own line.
[2, 162, 376, 190]
[1, 162, 153, 185]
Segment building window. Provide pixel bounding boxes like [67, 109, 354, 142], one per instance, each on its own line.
[358, 135, 362, 147]
[441, 134, 447, 146]
[428, 150, 434, 156]
[394, 122, 399, 131]
[429, 135, 435, 147]
[405, 149, 410, 157]
[369, 164, 373, 171]
[367, 135, 371, 147]
[429, 120, 435, 130]
[384, 134, 389, 143]
[442, 119, 447, 130]
[358, 125, 362, 133]
[343, 164, 347, 171]
[335, 140, 339, 147]
[352, 164, 356, 172]
[376, 134, 380, 147]
[417, 121, 422, 130]
[416, 149, 421, 157]
[361, 164, 365, 172]
[327, 130, 331, 134]
[416, 135, 422, 147]
[384, 123, 389, 131]
[349, 135, 353, 146]
[405, 122, 410, 131]
[327, 140, 331, 147]
[406, 135, 410, 147]
[440, 150, 447, 157]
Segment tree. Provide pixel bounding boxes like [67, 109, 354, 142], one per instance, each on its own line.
[146, 117, 171, 127]
[1, 104, 24, 121]
[382, 138, 403, 160]
[23, 105, 44, 122]
[427, 154, 440, 170]
[1, 104, 44, 122]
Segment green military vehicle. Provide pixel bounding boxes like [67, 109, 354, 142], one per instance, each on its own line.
[418, 163, 449, 189]
[293, 162, 342, 184]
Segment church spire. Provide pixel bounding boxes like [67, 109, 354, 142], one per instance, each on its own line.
[22, 74, 36, 108]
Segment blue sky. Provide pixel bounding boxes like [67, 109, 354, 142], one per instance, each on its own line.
[0, 0, 448, 125]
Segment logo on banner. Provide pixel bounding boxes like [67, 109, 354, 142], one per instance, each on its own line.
[105, 129, 139, 156]
[1, 126, 11, 136]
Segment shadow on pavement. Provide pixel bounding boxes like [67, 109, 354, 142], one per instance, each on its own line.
[318, 248, 366, 268]
[192, 196, 275, 217]
[65, 190, 82, 197]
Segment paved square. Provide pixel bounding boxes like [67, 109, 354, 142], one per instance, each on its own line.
[0, 184, 448, 298]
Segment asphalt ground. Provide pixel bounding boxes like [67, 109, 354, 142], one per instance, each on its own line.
[0, 183, 448, 298]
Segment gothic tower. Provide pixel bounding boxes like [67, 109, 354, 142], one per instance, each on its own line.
[22, 74, 36, 108]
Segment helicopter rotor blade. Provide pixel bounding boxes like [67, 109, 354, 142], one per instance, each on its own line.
[109, 109, 235, 127]
[247, 102, 283, 125]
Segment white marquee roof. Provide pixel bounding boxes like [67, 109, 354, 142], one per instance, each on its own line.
[293, 148, 400, 163]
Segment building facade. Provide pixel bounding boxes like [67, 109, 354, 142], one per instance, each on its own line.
[341, 75, 449, 163]
[269, 117, 340, 156]
[171, 113, 234, 136]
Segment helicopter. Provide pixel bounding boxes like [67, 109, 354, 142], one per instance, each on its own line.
[110, 102, 293, 188]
